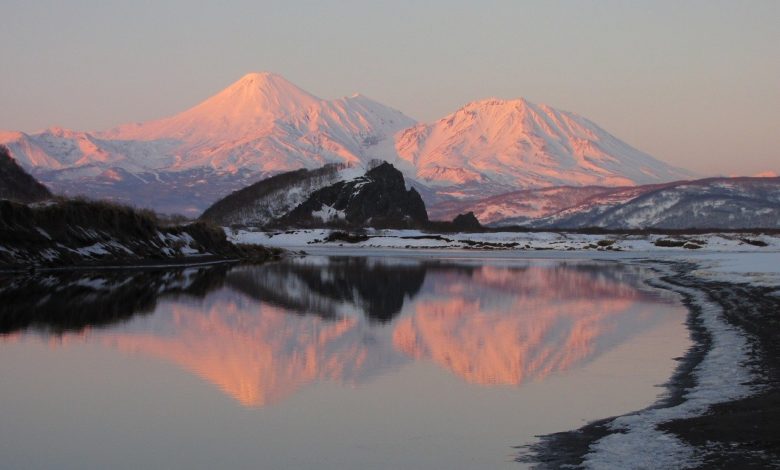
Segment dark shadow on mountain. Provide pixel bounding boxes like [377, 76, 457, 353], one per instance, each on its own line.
[0, 265, 230, 334]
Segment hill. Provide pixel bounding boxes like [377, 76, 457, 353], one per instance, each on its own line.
[201, 162, 428, 229]
[0, 198, 280, 268]
[433, 176, 780, 230]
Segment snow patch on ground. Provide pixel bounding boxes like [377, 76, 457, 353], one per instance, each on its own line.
[228, 228, 780, 253]
[74, 243, 110, 257]
[583, 275, 757, 468]
[686, 252, 780, 287]
[312, 204, 346, 222]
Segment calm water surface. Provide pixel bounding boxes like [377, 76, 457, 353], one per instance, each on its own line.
[0, 256, 689, 469]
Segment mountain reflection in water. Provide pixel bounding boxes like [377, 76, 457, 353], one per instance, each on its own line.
[0, 257, 676, 407]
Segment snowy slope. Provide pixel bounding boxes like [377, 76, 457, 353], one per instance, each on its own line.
[199, 164, 362, 226]
[428, 185, 618, 224]
[98, 73, 415, 174]
[396, 98, 692, 194]
[428, 182, 678, 225]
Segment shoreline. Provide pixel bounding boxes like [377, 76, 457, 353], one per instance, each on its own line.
[3, 241, 776, 466]
[519, 260, 780, 468]
[0, 255, 243, 273]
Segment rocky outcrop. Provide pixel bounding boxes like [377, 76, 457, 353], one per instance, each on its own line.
[0, 145, 52, 203]
[451, 212, 482, 232]
[278, 162, 429, 228]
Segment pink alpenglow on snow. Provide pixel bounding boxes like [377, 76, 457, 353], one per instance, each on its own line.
[395, 98, 693, 191]
[1, 73, 693, 213]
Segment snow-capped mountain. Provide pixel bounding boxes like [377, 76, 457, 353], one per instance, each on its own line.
[1, 72, 692, 214]
[396, 98, 692, 198]
[1, 73, 415, 214]
[99, 73, 413, 173]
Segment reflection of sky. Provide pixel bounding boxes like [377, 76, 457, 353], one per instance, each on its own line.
[2, 258, 681, 407]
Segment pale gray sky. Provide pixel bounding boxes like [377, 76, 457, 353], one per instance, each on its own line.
[1, 0, 778, 176]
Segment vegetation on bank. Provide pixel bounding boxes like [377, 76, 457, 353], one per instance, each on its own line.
[0, 197, 282, 269]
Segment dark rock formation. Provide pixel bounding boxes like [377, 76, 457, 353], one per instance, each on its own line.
[281, 162, 429, 228]
[451, 212, 482, 231]
[0, 145, 52, 203]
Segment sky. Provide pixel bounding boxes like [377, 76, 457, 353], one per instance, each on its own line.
[1, 0, 778, 176]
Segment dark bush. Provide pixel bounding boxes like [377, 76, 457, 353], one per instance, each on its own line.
[741, 238, 768, 247]
[654, 238, 687, 247]
[325, 231, 369, 243]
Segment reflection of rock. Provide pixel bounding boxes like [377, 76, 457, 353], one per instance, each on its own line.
[393, 264, 666, 385]
[226, 257, 427, 322]
[0, 266, 229, 334]
[102, 295, 403, 407]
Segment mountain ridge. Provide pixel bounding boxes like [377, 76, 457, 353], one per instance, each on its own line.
[2, 72, 693, 214]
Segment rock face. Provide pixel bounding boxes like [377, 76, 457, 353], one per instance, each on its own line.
[450, 212, 483, 232]
[0, 145, 52, 203]
[281, 162, 429, 228]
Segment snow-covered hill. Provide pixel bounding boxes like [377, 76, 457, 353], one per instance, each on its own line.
[428, 183, 677, 225]
[535, 176, 780, 229]
[432, 176, 780, 229]
[1, 73, 691, 214]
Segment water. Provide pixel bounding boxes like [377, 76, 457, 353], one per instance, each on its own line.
[0, 256, 689, 469]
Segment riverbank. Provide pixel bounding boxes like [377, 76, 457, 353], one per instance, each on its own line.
[229, 228, 780, 253]
[0, 199, 283, 269]
[519, 256, 780, 468]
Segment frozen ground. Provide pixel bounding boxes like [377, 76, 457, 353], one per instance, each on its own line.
[229, 228, 780, 253]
